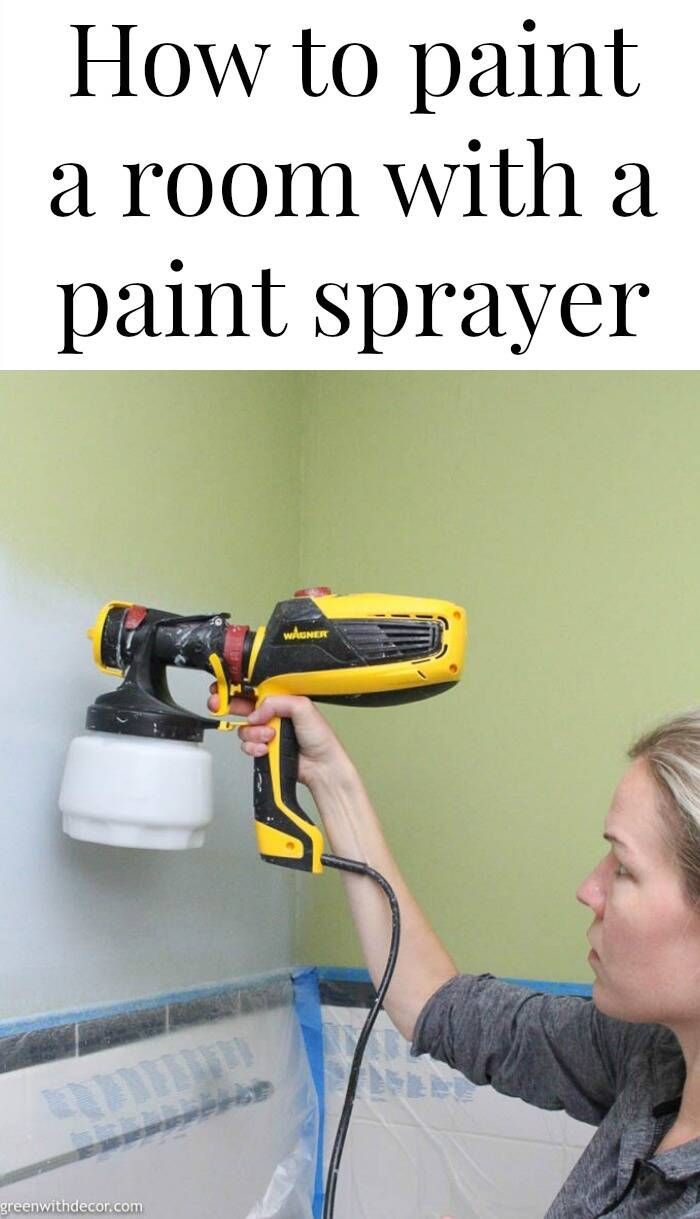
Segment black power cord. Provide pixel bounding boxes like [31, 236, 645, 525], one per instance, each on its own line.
[320, 853, 401, 1219]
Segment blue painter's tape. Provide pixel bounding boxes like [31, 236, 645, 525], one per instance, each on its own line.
[293, 968, 325, 1219]
[317, 966, 370, 984]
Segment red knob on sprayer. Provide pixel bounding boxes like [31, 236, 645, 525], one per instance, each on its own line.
[223, 624, 249, 684]
[294, 586, 332, 597]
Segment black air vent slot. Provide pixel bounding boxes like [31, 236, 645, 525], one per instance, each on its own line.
[337, 618, 442, 663]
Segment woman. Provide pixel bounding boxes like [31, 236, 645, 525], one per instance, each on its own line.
[213, 688, 700, 1217]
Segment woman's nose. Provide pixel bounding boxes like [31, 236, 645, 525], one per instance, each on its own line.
[576, 865, 606, 916]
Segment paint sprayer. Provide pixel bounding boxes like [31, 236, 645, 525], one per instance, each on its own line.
[59, 588, 467, 1217]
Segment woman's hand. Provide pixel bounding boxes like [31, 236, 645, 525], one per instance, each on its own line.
[207, 689, 354, 794]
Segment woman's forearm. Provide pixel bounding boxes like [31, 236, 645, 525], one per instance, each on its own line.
[309, 755, 458, 1042]
[229, 693, 458, 1042]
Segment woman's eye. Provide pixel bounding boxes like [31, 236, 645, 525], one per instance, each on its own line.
[614, 862, 631, 878]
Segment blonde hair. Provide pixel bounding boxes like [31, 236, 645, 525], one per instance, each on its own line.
[630, 709, 700, 903]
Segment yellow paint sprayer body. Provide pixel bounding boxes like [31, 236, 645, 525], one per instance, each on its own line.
[81, 590, 467, 871]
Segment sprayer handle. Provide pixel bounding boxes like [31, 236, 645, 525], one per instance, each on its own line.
[253, 716, 325, 873]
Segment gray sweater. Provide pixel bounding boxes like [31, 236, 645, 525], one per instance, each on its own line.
[412, 974, 700, 1217]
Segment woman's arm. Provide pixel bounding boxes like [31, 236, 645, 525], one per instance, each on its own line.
[215, 691, 458, 1041]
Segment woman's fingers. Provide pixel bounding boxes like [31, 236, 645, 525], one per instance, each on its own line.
[240, 739, 272, 758]
[239, 723, 276, 758]
[239, 725, 275, 744]
[245, 694, 314, 726]
[207, 684, 255, 716]
[205, 684, 279, 757]
[205, 690, 341, 775]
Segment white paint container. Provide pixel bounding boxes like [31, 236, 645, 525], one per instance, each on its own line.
[59, 732, 213, 849]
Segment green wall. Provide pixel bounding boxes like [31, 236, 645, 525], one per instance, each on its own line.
[0, 373, 301, 621]
[295, 372, 700, 982]
[0, 372, 306, 1016]
[5, 371, 700, 990]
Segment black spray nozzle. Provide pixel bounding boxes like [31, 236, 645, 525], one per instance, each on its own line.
[89, 607, 230, 741]
[100, 605, 231, 674]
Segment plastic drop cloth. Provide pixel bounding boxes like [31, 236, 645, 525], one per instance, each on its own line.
[0, 974, 319, 1219]
[241, 975, 319, 1219]
[321, 1000, 578, 1219]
